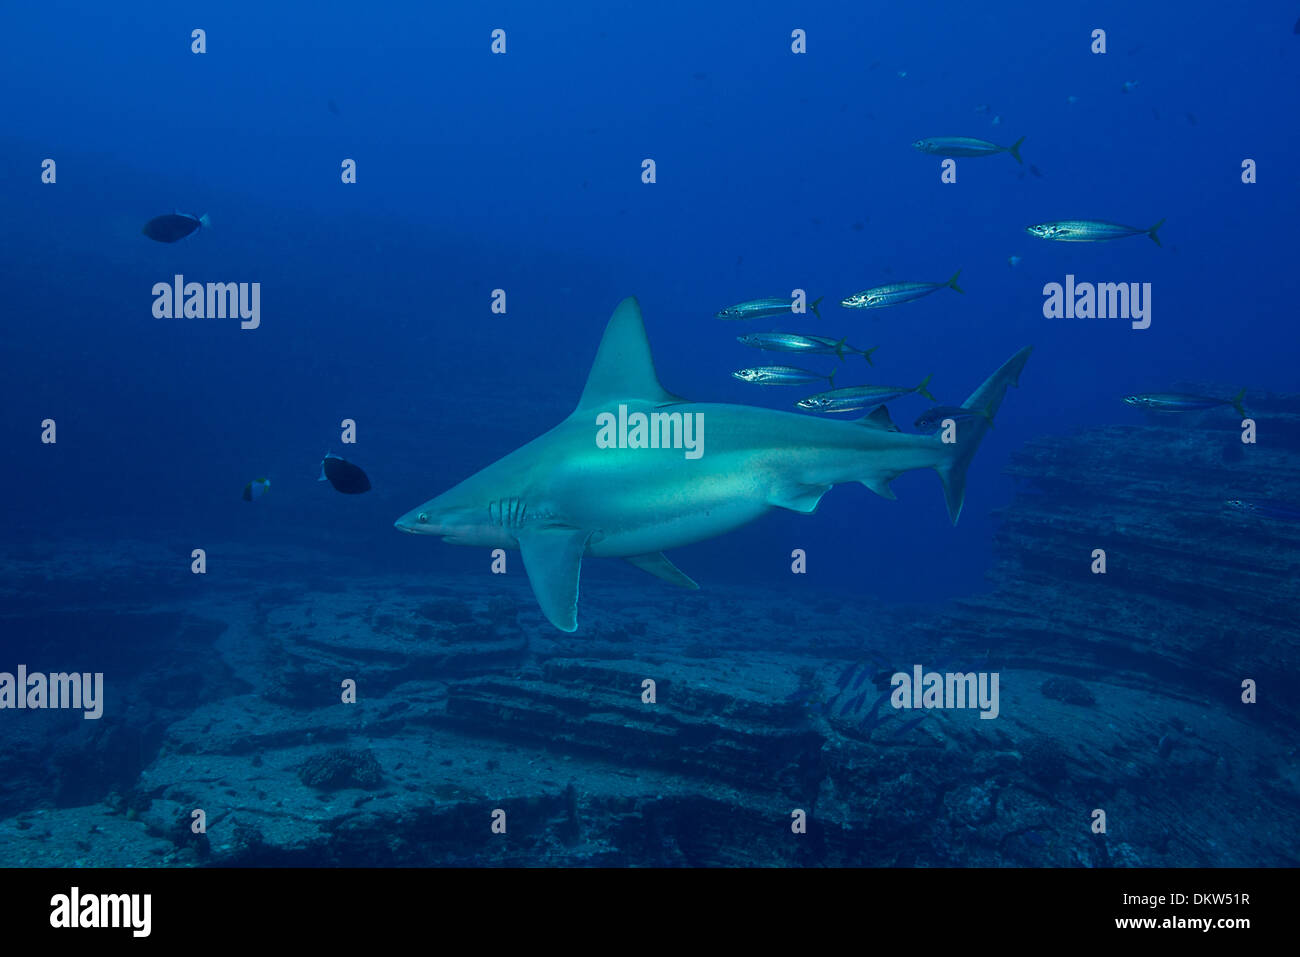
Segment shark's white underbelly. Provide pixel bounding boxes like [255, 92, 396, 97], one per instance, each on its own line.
[541, 449, 783, 557]
[584, 497, 773, 556]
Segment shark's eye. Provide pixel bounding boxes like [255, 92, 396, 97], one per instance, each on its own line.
[418, 513, 428, 524]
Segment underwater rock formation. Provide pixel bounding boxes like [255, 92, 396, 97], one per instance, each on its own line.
[1, 401, 1297, 867]
[919, 397, 1300, 729]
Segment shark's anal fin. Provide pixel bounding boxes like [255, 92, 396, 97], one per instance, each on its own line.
[516, 527, 594, 632]
[861, 478, 898, 501]
[624, 552, 699, 590]
[769, 483, 832, 513]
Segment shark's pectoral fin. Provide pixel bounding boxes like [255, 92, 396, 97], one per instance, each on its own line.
[516, 527, 595, 633]
[769, 484, 832, 513]
[624, 552, 699, 589]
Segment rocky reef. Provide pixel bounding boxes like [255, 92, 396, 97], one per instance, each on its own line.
[0, 401, 1297, 867]
[918, 388, 1300, 730]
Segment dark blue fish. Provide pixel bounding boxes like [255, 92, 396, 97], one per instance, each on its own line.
[142, 211, 209, 243]
[319, 453, 371, 494]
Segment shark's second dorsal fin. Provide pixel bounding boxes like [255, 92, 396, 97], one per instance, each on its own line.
[574, 298, 684, 413]
[858, 405, 900, 432]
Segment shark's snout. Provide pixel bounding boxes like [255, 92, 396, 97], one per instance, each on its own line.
[394, 509, 435, 534]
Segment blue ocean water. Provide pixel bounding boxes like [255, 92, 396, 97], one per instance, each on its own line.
[1, 1, 1297, 868]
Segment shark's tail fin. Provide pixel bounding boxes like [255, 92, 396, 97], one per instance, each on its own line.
[946, 270, 964, 294]
[862, 345, 877, 366]
[935, 346, 1032, 524]
[810, 295, 823, 319]
[1007, 136, 1025, 164]
[1230, 387, 1246, 419]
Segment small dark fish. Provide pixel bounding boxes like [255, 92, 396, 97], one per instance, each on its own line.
[1029, 164, 1043, 178]
[142, 211, 209, 243]
[1123, 390, 1245, 417]
[1294, 17, 1300, 34]
[243, 477, 270, 502]
[327, 98, 341, 115]
[1186, 112, 1197, 125]
[1225, 499, 1300, 522]
[319, 453, 371, 494]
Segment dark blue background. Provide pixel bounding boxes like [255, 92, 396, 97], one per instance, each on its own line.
[2, 0, 1296, 601]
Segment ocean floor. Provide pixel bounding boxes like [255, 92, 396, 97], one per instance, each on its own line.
[0, 534, 1295, 867]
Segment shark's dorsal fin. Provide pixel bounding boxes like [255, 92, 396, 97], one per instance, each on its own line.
[858, 405, 900, 432]
[517, 526, 594, 632]
[574, 298, 684, 413]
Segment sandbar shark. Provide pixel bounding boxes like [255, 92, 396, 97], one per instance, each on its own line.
[396, 298, 1031, 631]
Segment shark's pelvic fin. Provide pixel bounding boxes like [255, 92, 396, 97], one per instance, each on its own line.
[573, 297, 685, 413]
[623, 552, 699, 589]
[769, 483, 832, 513]
[516, 526, 595, 632]
[938, 345, 1034, 524]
